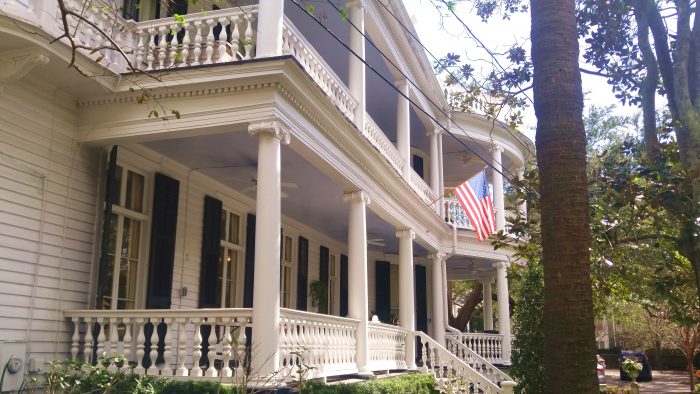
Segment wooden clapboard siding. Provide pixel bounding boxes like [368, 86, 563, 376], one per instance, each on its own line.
[0, 78, 99, 361]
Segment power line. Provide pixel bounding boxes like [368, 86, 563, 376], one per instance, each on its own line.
[373, 0, 537, 159]
[289, 0, 518, 185]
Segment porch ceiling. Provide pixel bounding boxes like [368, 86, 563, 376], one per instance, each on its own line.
[144, 131, 427, 256]
[446, 255, 497, 281]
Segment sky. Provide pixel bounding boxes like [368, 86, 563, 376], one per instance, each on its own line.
[402, 0, 637, 142]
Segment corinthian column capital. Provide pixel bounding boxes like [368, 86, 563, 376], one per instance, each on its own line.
[248, 119, 291, 145]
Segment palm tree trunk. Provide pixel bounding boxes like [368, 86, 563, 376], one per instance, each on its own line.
[531, 0, 599, 392]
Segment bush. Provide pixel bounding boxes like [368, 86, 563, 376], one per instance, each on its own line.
[509, 262, 544, 394]
[600, 386, 631, 394]
[301, 373, 438, 394]
[44, 356, 239, 394]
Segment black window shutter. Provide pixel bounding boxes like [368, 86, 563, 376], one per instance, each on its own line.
[340, 254, 348, 317]
[415, 265, 428, 332]
[199, 196, 222, 308]
[243, 213, 256, 308]
[412, 154, 425, 179]
[375, 260, 391, 323]
[146, 173, 180, 309]
[122, 0, 140, 21]
[296, 237, 309, 311]
[319, 246, 330, 314]
[96, 146, 118, 308]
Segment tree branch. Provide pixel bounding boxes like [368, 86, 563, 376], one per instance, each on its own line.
[579, 67, 611, 78]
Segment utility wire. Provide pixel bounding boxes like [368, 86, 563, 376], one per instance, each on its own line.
[373, 0, 537, 159]
[290, 0, 518, 185]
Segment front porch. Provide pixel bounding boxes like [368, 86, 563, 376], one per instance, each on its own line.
[62, 307, 512, 392]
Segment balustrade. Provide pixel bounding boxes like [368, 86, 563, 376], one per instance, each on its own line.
[278, 309, 358, 378]
[415, 331, 513, 394]
[444, 197, 473, 229]
[448, 332, 505, 364]
[409, 170, 438, 206]
[64, 309, 252, 380]
[367, 322, 408, 370]
[444, 336, 512, 385]
[364, 116, 405, 175]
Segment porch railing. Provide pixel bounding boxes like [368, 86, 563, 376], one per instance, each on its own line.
[415, 331, 515, 394]
[410, 170, 438, 206]
[367, 322, 408, 370]
[445, 336, 513, 385]
[278, 308, 358, 378]
[364, 116, 405, 176]
[444, 197, 474, 230]
[63, 308, 253, 379]
[447, 332, 506, 364]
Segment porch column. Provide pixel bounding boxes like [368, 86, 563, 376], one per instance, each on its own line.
[248, 119, 290, 375]
[491, 146, 506, 230]
[437, 131, 445, 218]
[396, 79, 411, 179]
[347, 0, 365, 128]
[482, 279, 494, 331]
[430, 252, 445, 346]
[429, 129, 440, 214]
[256, 0, 284, 57]
[496, 262, 512, 363]
[442, 257, 449, 328]
[343, 191, 371, 374]
[518, 167, 527, 217]
[396, 229, 416, 369]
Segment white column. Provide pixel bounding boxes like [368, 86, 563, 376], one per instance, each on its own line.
[491, 146, 506, 230]
[256, 0, 284, 58]
[248, 119, 290, 376]
[430, 253, 445, 346]
[496, 262, 512, 363]
[396, 79, 411, 179]
[442, 257, 449, 328]
[343, 191, 371, 374]
[347, 0, 365, 128]
[518, 166, 527, 217]
[396, 229, 416, 369]
[482, 280, 494, 331]
[429, 129, 440, 214]
[437, 131, 445, 218]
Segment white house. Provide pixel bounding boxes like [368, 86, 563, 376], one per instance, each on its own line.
[0, 0, 532, 392]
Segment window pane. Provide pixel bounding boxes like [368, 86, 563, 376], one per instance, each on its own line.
[125, 170, 144, 212]
[228, 212, 240, 244]
[284, 236, 292, 262]
[217, 247, 225, 307]
[98, 213, 118, 309]
[117, 218, 141, 310]
[330, 255, 336, 276]
[220, 210, 227, 241]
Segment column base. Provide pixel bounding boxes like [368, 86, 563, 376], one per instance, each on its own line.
[355, 370, 376, 379]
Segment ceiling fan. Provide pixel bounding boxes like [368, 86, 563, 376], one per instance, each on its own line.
[367, 238, 386, 247]
[227, 174, 298, 198]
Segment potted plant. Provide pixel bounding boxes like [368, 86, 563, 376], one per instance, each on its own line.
[621, 357, 643, 382]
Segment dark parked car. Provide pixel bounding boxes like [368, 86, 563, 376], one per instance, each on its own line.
[619, 351, 653, 381]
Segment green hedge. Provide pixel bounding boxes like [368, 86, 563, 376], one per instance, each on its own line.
[301, 373, 439, 394]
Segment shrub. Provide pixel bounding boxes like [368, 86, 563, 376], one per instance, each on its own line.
[301, 373, 438, 394]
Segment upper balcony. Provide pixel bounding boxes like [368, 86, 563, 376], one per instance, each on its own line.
[1, 0, 446, 217]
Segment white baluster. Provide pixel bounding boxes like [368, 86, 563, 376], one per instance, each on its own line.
[70, 318, 80, 360]
[157, 27, 168, 69]
[175, 319, 188, 376]
[235, 317, 247, 381]
[180, 27, 191, 67]
[146, 28, 155, 70]
[83, 318, 94, 367]
[204, 321, 218, 377]
[96, 318, 106, 365]
[230, 16, 241, 59]
[134, 318, 145, 374]
[123, 318, 132, 368]
[204, 19, 215, 64]
[191, 318, 203, 377]
[147, 319, 158, 375]
[162, 318, 173, 376]
[168, 24, 179, 68]
[215, 17, 228, 63]
[107, 318, 118, 372]
[243, 14, 254, 59]
[192, 21, 203, 66]
[221, 319, 232, 378]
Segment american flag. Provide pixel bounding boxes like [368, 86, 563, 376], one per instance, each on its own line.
[453, 170, 495, 241]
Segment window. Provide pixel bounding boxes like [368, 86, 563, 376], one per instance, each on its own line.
[99, 165, 147, 310]
[217, 209, 242, 308]
[280, 233, 294, 308]
[329, 253, 338, 315]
